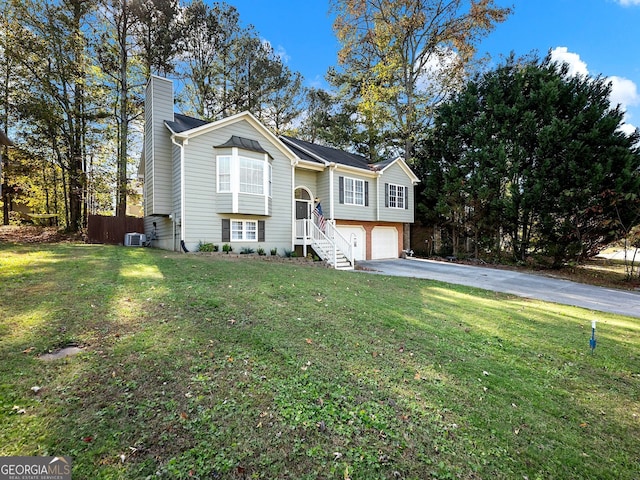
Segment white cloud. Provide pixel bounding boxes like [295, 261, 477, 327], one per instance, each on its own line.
[608, 76, 640, 108]
[550, 47, 639, 135]
[550, 47, 588, 76]
[617, 0, 640, 6]
[618, 122, 637, 135]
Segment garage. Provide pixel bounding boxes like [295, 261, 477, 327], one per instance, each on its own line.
[371, 226, 399, 259]
[337, 226, 366, 261]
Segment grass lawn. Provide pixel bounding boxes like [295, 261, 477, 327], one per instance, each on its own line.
[0, 243, 638, 479]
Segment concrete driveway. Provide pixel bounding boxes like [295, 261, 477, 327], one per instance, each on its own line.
[357, 257, 640, 318]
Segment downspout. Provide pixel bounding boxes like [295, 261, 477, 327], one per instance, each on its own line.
[291, 159, 297, 253]
[171, 135, 188, 252]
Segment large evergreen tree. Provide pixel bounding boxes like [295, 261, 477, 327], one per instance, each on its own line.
[419, 54, 640, 266]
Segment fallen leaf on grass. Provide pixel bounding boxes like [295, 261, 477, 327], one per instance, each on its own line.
[31, 386, 41, 394]
[22, 347, 35, 354]
[82, 436, 93, 443]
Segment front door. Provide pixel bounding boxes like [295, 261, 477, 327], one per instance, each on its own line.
[296, 200, 310, 220]
[295, 188, 313, 240]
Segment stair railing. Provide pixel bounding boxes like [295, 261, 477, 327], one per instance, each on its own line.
[307, 215, 354, 268]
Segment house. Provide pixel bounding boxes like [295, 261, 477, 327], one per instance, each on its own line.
[139, 76, 419, 269]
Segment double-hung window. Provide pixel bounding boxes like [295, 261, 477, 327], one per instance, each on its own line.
[344, 177, 365, 206]
[231, 220, 257, 241]
[223, 218, 265, 242]
[387, 183, 405, 209]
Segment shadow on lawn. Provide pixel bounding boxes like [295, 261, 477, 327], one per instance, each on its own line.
[2, 245, 638, 479]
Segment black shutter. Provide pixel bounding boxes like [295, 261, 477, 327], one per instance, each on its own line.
[258, 220, 265, 242]
[385, 183, 389, 208]
[405, 186, 409, 210]
[339, 176, 344, 204]
[364, 181, 369, 206]
[222, 219, 230, 242]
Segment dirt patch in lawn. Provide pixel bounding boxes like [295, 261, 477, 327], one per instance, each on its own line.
[0, 225, 82, 244]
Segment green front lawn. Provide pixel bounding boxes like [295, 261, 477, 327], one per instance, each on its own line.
[0, 244, 638, 479]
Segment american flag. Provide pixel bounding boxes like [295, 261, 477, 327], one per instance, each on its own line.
[314, 202, 326, 232]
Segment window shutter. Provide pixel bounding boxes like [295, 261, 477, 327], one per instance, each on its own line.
[364, 181, 369, 207]
[222, 219, 230, 242]
[258, 220, 265, 242]
[405, 186, 409, 209]
[385, 183, 389, 208]
[339, 176, 344, 204]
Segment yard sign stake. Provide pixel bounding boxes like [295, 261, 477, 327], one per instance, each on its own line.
[590, 320, 597, 355]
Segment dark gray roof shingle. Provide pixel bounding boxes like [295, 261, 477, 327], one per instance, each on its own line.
[280, 136, 372, 170]
[163, 112, 389, 172]
[165, 113, 209, 133]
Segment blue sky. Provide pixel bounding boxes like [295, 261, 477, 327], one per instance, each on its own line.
[224, 0, 640, 132]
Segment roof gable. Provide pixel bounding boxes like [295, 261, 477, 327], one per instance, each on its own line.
[164, 111, 298, 163]
[372, 157, 420, 184]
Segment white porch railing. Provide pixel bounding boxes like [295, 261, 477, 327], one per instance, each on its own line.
[294, 216, 355, 269]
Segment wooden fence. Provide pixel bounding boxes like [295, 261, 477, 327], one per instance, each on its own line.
[87, 215, 144, 245]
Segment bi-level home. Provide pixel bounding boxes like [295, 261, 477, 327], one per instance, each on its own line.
[139, 76, 419, 269]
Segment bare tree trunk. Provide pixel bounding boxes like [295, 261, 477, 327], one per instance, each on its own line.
[116, 0, 129, 217]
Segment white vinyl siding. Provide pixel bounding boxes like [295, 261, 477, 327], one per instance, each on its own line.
[144, 76, 174, 215]
[177, 118, 291, 251]
[378, 163, 414, 223]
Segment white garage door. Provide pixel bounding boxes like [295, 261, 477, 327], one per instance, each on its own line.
[371, 226, 398, 259]
[337, 226, 366, 261]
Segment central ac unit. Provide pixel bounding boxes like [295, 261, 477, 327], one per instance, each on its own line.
[124, 232, 146, 247]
